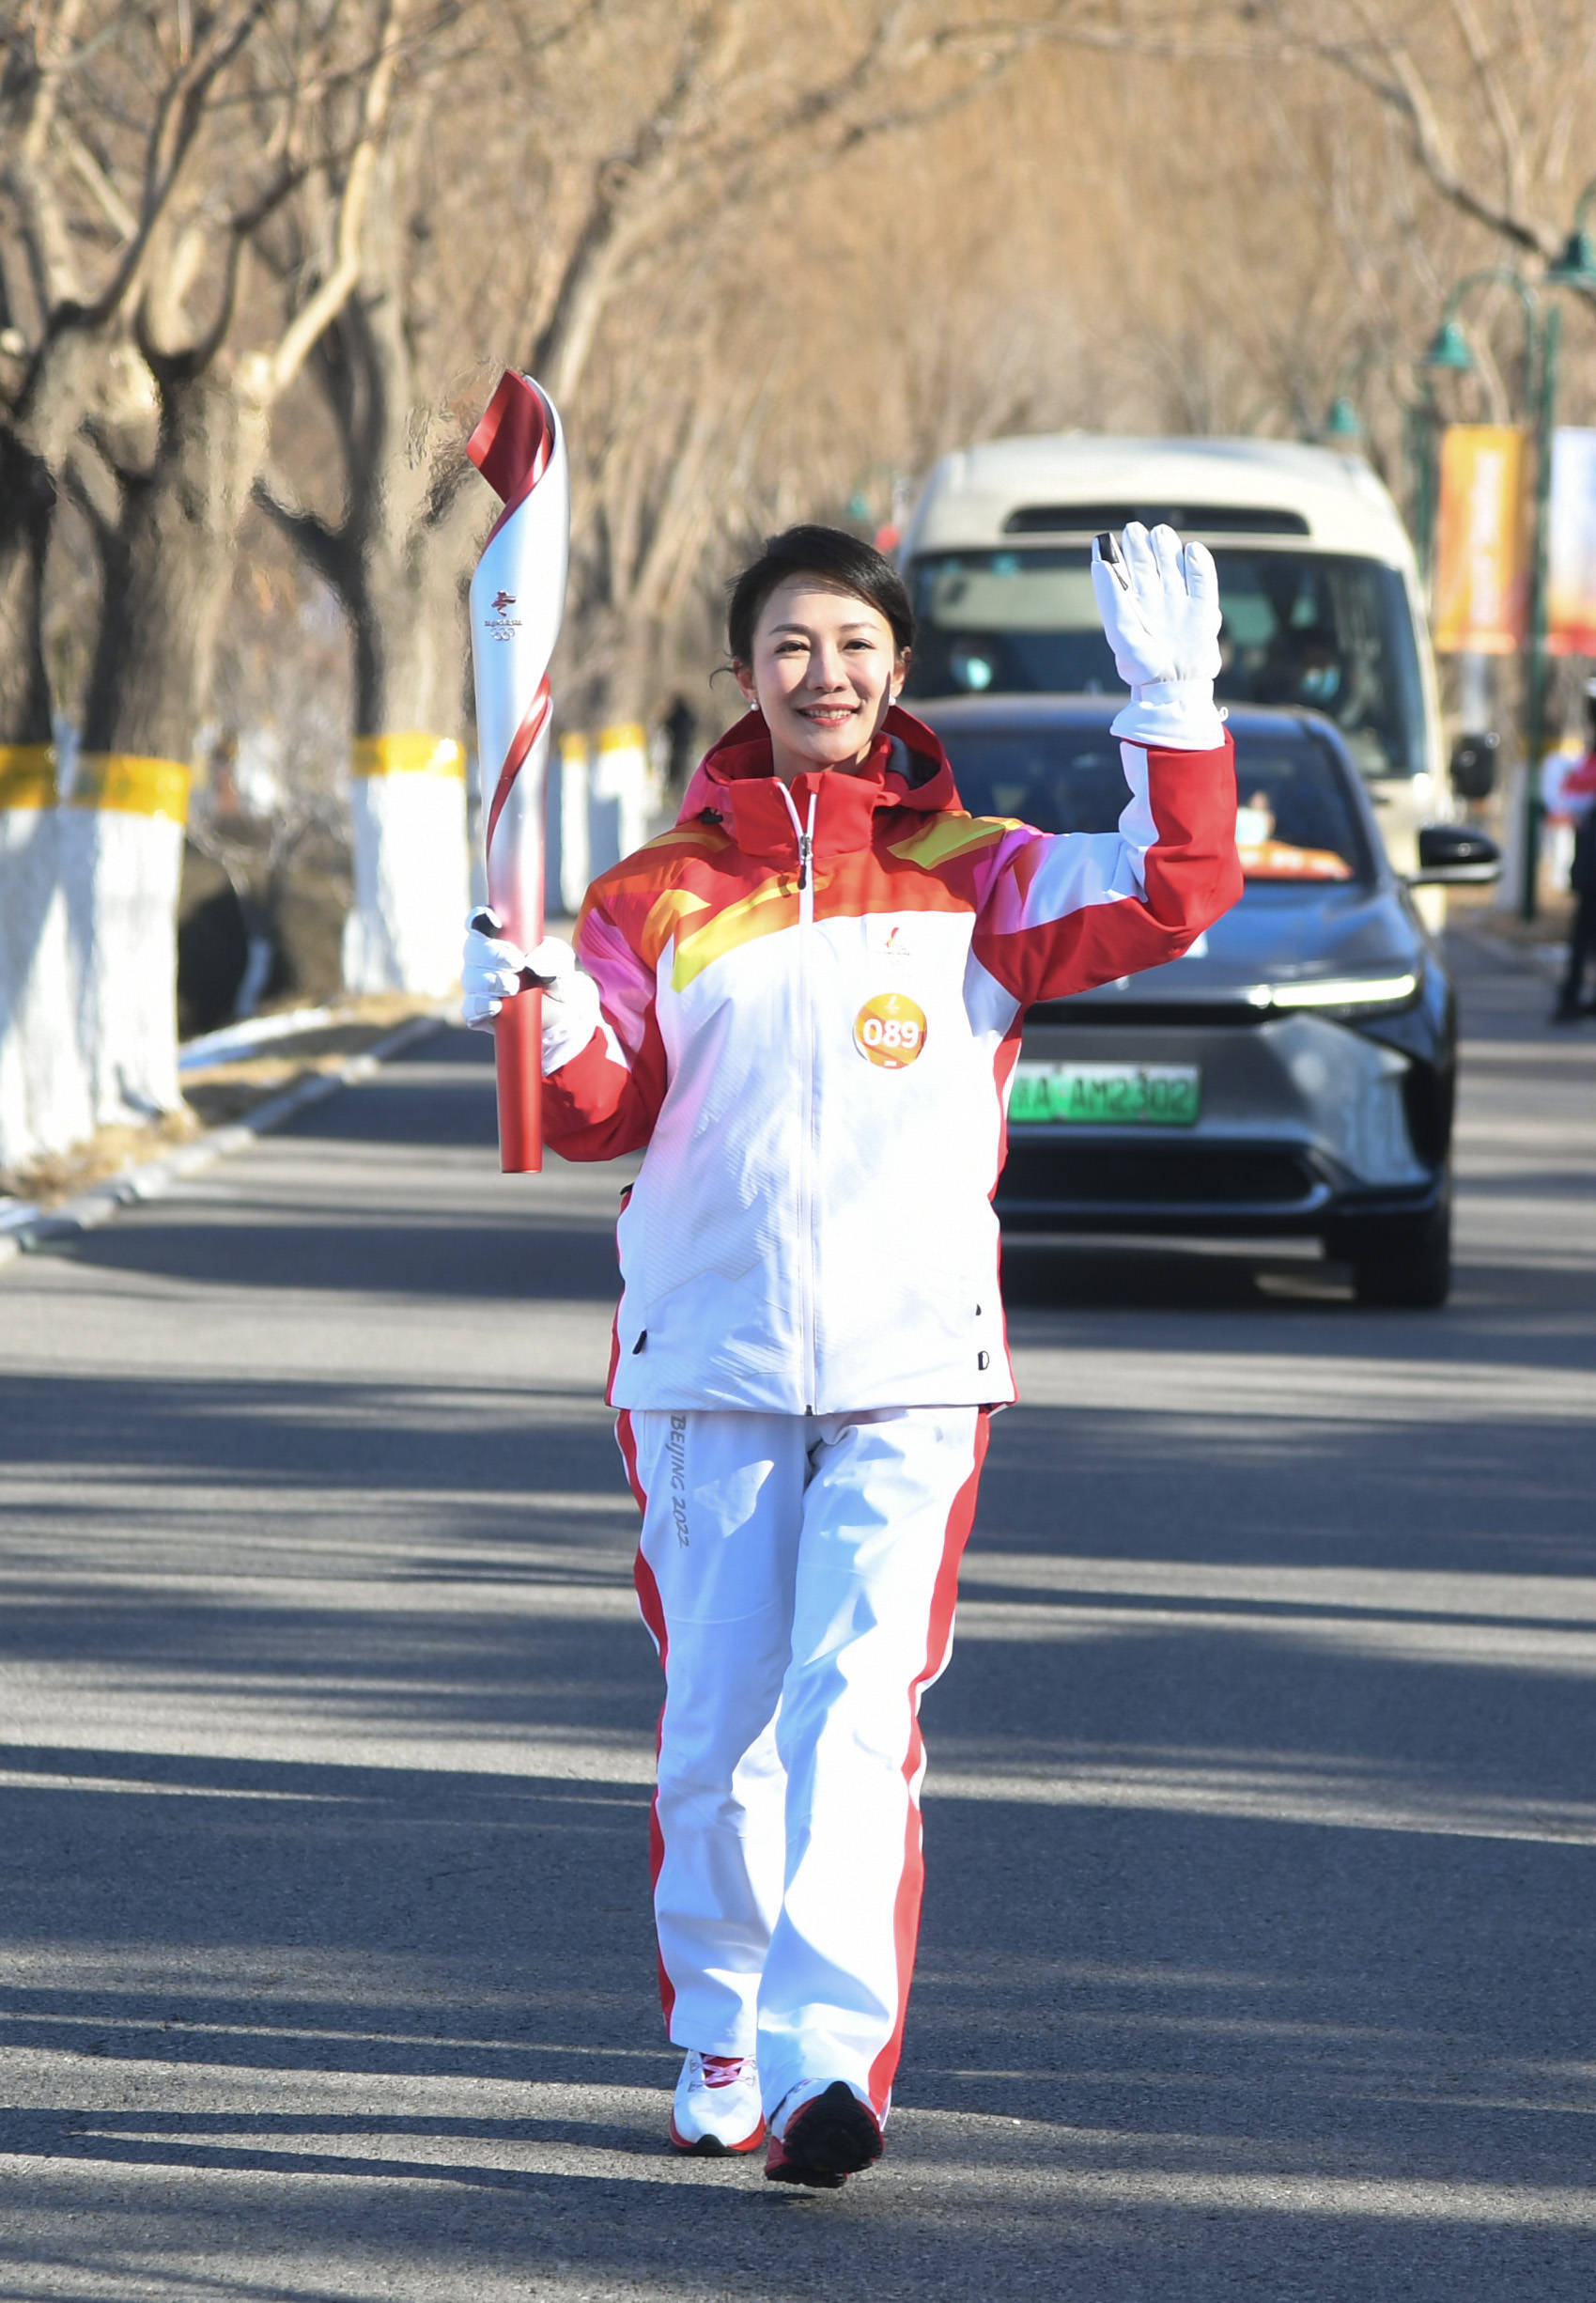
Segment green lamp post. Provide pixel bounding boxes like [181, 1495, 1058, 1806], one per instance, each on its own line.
[1423, 319, 1478, 374]
[1322, 395, 1364, 445]
[1420, 269, 1547, 918]
[1545, 176, 1596, 294]
[1415, 192, 1596, 917]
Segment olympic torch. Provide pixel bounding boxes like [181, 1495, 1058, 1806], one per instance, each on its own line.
[466, 370, 570, 1174]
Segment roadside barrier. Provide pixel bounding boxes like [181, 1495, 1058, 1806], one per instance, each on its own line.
[344, 734, 470, 996]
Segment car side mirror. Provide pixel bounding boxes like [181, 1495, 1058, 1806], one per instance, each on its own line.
[1410, 822, 1502, 885]
[1449, 730, 1500, 802]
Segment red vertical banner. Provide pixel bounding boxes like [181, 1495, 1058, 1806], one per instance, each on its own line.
[1433, 425, 1527, 655]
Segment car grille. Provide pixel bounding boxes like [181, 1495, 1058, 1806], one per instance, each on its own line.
[999, 1140, 1318, 1207]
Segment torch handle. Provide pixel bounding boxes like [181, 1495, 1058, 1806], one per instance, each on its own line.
[469, 905, 545, 1175]
[493, 986, 543, 1175]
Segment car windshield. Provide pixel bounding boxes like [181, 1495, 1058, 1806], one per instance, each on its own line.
[935, 722, 1371, 885]
[904, 545, 1427, 780]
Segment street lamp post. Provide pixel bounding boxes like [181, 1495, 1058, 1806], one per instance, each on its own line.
[1536, 186, 1596, 917]
[1420, 266, 1539, 570]
[1321, 395, 1363, 446]
[1522, 301, 1559, 920]
[1419, 271, 1541, 913]
[1418, 198, 1596, 920]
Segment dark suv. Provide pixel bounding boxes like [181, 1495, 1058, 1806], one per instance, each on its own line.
[922, 697, 1498, 1307]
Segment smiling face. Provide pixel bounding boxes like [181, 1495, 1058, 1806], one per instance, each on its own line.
[735, 575, 907, 783]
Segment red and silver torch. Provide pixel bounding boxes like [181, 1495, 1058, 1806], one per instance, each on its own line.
[466, 370, 570, 1174]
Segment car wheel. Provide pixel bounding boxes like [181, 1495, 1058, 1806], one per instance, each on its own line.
[1336, 1192, 1451, 1310]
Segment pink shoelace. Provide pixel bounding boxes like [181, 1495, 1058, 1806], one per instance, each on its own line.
[699, 2053, 749, 2089]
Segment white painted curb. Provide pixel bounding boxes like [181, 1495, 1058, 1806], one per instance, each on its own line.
[0, 1009, 449, 1269]
[177, 1004, 338, 1071]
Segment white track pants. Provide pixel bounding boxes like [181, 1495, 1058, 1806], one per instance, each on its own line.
[617, 1405, 989, 2123]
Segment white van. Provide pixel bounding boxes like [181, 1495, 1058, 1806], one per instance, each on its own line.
[898, 435, 1447, 879]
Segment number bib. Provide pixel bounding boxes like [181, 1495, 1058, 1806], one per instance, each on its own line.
[853, 991, 928, 1069]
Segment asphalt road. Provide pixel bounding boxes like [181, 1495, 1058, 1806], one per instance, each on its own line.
[1, 930, 1591, 2303]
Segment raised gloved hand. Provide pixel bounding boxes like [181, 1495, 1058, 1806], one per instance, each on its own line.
[460, 910, 601, 1073]
[1091, 521, 1225, 750]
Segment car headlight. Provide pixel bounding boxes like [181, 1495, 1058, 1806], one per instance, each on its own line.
[1248, 971, 1421, 1018]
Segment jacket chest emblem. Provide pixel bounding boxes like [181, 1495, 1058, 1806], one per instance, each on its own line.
[854, 990, 927, 1069]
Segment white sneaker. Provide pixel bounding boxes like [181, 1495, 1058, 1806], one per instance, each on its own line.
[669, 2050, 766, 2155]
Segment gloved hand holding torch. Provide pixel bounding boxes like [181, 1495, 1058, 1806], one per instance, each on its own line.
[461, 910, 600, 1074]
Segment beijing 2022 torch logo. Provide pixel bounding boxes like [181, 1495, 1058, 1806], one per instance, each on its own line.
[486, 589, 520, 642]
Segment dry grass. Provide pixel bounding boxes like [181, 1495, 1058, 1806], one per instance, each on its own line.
[2, 1107, 207, 1209]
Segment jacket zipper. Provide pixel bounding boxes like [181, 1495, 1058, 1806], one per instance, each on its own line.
[777, 783, 819, 1409]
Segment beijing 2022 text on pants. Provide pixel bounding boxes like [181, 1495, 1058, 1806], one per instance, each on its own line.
[616, 1405, 990, 2124]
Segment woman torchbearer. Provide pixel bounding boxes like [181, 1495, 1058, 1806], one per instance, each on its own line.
[462, 519, 1241, 2188]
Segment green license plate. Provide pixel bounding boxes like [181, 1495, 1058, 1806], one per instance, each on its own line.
[1010, 1062, 1201, 1128]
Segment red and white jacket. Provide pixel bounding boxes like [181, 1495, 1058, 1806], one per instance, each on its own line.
[545, 705, 1239, 1412]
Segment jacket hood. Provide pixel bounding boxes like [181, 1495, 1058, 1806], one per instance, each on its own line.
[678, 707, 963, 862]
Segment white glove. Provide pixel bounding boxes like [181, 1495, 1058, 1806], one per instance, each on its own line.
[527, 932, 603, 1072]
[461, 912, 529, 1030]
[1092, 521, 1225, 750]
[460, 910, 602, 1074]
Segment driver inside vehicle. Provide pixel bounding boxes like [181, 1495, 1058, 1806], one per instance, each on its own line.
[1257, 628, 1343, 710]
[1233, 767, 1354, 881]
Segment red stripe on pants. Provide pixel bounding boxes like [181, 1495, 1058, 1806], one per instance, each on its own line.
[867, 1407, 991, 2114]
[616, 1409, 676, 2031]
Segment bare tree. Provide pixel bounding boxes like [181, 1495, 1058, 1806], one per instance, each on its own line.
[258, 0, 1205, 745]
[1227, 1, 1596, 303]
[0, 0, 279, 743]
[0, 0, 424, 764]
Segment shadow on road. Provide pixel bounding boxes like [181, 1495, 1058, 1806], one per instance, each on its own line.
[2, 967, 1593, 2299]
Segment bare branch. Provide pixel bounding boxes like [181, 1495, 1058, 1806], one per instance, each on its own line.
[17, 0, 92, 170]
[56, 112, 141, 241]
[82, 0, 279, 329]
[1445, 0, 1527, 220]
[255, 0, 410, 401]
[253, 468, 356, 594]
[1237, 1, 1571, 269]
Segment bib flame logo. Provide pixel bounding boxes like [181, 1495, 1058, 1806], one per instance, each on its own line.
[854, 991, 927, 1069]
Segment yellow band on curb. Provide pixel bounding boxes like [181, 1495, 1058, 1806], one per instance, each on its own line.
[351, 734, 467, 779]
[0, 743, 57, 810]
[597, 723, 646, 754]
[70, 754, 191, 822]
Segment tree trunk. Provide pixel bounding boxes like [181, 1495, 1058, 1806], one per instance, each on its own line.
[65, 366, 265, 1128]
[0, 331, 111, 1171]
[339, 490, 478, 994]
[0, 326, 112, 748]
[351, 491, 477, 738]
[288, 195, 479, 995]
[80, 368, 267, 760]
[0, 434, 55, 749]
